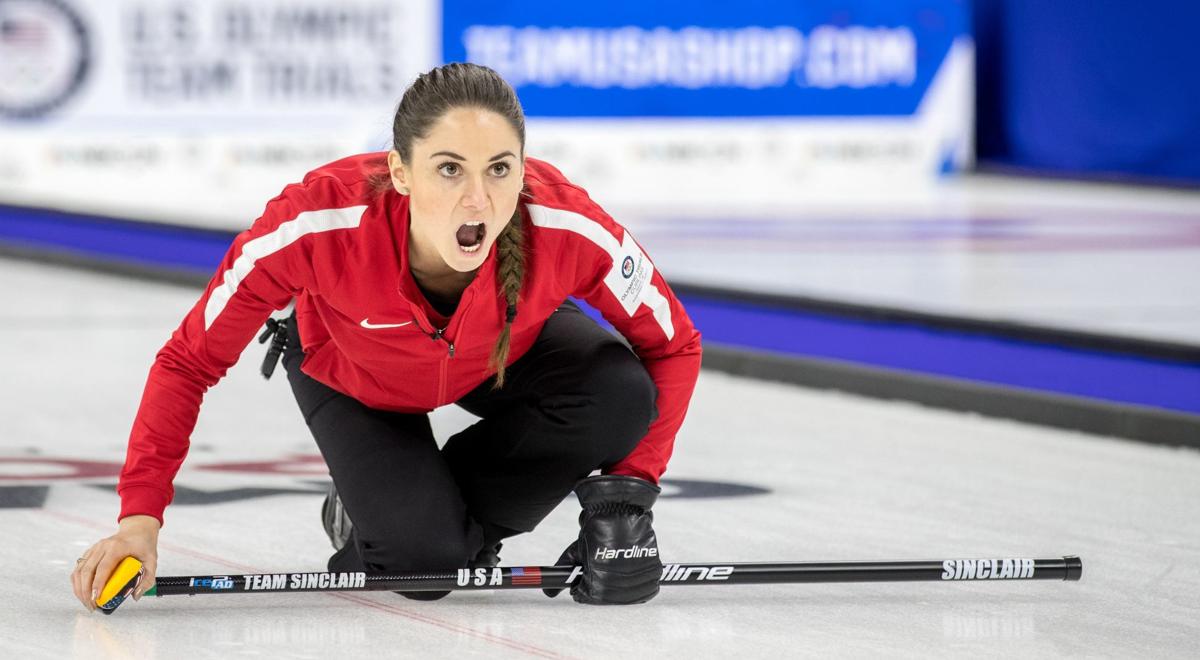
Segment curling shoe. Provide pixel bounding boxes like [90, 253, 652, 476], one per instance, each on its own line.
[321, 481, 354, 551]
[471, 542, 503, 568]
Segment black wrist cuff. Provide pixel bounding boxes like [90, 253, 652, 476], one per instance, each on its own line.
[575, 475, 661, 510]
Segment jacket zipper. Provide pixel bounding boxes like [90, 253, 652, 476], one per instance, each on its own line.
[426, 288, 474, 407]
[432, 326, 454, 406]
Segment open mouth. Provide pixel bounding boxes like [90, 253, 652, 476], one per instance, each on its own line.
[456, 221, 487, 254]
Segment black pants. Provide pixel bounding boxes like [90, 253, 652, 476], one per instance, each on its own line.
[281, 301, 657, 574]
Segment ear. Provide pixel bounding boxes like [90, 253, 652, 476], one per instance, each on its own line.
[387, 150, 410, 194]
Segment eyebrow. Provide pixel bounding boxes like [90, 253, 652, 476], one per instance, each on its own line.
[430, 151, 516, 162]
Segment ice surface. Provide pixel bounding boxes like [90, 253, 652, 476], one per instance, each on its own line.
[2, 258, 1199, 658]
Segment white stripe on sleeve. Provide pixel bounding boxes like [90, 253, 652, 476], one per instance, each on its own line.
[528, 204, 674, 340]
[204, 205, 367, 330]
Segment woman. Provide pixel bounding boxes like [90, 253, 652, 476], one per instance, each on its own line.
[70, 63, 702, 608]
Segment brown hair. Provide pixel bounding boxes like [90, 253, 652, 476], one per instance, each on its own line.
[381, 63, 527, 388]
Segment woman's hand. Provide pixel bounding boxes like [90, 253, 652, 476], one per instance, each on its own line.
[71, 515, 160, 611]
[543, 475, 663, 605]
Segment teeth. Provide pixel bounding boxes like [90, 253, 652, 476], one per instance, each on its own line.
[460, 243, 482, 253]
[464, 221, 483, 226]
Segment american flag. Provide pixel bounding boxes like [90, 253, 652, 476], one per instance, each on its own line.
[511, 567, 542, 586]
[1, 18, 48, 46]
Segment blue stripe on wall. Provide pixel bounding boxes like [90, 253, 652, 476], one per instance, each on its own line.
[4, 203, 1198, 416]
[0, 205, 231, 274]
[675, 296, 1200, 415]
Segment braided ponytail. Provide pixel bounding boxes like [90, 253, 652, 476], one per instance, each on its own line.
[489, 208, 525, 388]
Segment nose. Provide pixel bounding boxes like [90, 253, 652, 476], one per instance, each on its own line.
[461, 175, 487, 211]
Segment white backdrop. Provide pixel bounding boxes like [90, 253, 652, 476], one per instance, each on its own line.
[0, 0, 437, 226]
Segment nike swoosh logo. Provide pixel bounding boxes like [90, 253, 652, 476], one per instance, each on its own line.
[360, 318, 414, 330]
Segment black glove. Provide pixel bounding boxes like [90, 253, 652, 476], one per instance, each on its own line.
[544, 475, 662, 605]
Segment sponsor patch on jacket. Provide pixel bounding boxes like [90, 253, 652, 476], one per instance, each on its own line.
[605, 231, 653, 316]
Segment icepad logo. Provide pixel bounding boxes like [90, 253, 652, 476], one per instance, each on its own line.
[0, 0, 91, 119]
[188, 576, 235, 590]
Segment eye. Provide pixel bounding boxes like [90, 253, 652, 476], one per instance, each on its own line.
[437, 162, 461, 177]
[489, 162, 511, 177]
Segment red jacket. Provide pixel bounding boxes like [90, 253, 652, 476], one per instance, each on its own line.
[118, 154, 703, 525]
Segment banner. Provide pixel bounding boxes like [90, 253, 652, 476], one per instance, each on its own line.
[445, 0, 973, 207]
[0, 0, 972, 224]
[0, 0, 438, 227]
[445, 0, 962, 118]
